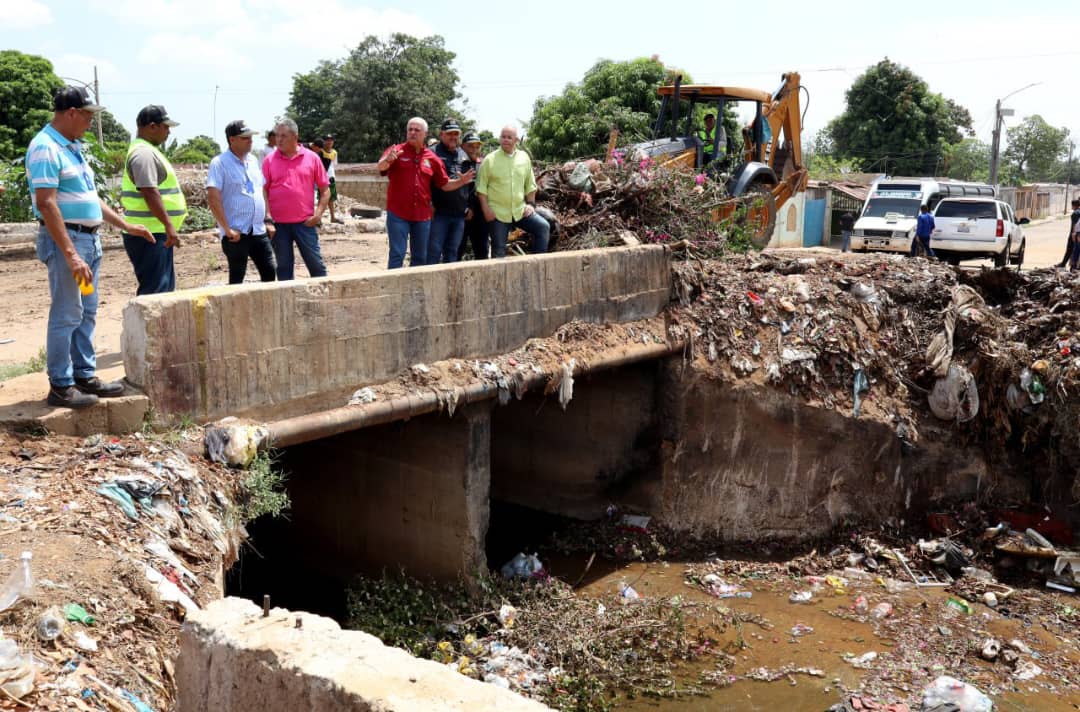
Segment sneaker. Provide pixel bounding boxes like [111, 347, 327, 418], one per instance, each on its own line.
[74, 376, 125, 398]
[47, 385, 99, 409]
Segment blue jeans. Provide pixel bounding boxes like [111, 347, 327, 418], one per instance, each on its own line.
[386, 211, 432, 269]
[488, 212, 551, 258]
[840, 230, 852, 253]
[910, 234, 935, 258]
[37, 226, 101, 387]
[273, 222, 327, 280]
[428, 213, 465, 264]
[123, 232, 175, 295]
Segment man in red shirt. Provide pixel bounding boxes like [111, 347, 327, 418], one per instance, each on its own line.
[262, 118, 330, 280]
[377, 117, 475, 268]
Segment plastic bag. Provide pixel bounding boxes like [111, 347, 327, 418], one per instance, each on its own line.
[0, 552, 33, 613]
[921, 675, 992, 712]
[928, 365, 979, 422]
[500, 553, 543, 580]
[0, 637, 35, 698]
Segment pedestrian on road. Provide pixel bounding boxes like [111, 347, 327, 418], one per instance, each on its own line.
[121, 105, 188, 295]
[476, 125, 549, 257]
[1058, 198, 1080, 268]
[460, 132, 488, 260]
[377, 117, 475, 269]
[27, 86, 154, 408]
[910, 204, 935, 258]
[839, 210, 855, 253]
[258, 130, 277, 167]
[262, 118, 330, 280]
[323, 134, 343, 224]
[1070, 208, 1080, 272]
[206, 120, 277, 285]
[428, 119, 472, 264]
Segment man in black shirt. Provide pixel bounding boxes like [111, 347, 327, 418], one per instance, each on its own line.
[428, 119, 470, 263]
[1059, 198, 1080, 268]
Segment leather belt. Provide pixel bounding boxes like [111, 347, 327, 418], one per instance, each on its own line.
[38, 221, 100, 235]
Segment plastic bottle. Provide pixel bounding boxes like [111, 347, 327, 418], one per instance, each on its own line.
[0, 551, 33, 613]
[36, 607, 65, 641]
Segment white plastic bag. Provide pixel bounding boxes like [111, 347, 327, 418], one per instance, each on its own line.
[921, 675, 993, 712]
[928, 365, 979, 422]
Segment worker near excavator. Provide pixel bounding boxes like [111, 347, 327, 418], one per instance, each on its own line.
[696, 113, 721, 164]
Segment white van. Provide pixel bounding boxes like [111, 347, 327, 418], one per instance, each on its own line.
[850, 178, 996, 254]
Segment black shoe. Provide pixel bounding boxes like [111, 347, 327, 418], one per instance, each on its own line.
[74, 377, 125, 398]
[47, 385, 99, 409]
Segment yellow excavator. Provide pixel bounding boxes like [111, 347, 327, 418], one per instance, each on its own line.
[626, 71, 808, 247]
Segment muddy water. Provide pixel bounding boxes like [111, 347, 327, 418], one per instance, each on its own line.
[548, 559, 1080, 711]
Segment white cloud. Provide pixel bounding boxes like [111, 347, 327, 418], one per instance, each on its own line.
[7, 0, 52, 28]
[137, 33, 253, 70]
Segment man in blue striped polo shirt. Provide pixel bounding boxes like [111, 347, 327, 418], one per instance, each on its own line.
[27, 85, 154, 409]
[206, 119, 276, 284]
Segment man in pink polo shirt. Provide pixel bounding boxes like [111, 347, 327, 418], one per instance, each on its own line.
[376, 116, 474, 268]
[262, 118, 329, 280]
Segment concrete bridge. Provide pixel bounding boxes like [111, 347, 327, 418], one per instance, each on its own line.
[116, 245, 1005, 590]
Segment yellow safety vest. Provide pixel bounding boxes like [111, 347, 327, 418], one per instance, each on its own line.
[121, 138, 187, 233]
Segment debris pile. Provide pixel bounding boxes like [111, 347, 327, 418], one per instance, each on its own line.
[0, 429, 244, 710]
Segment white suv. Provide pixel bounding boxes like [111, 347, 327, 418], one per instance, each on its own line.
[931, 198, 1028, 268]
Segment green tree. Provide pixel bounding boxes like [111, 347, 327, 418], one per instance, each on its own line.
[0, 50, 63, 160]
[1002, 115, 1069, 184]
[166, 134, 221, 164]
[288, 34, 461, 161]
[825, 59, 973, 175]
[942, 138, 990, 182]
[98, 109, 130, 145]
[526, 58, 677, 162]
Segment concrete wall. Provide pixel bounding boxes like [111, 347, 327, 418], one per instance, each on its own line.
[122, 245, 672, 421]
[491, 363, 660, 519]
[335, 175, 388, 208]
[177, 597, 552, 712]
[652, 363, 1029, 541]
[278, 404, 491, 583]
[769, 191, 805, 249]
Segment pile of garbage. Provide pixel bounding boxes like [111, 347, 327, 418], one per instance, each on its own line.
[0, 428, 244, 710]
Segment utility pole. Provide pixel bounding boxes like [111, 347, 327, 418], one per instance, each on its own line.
[989, 82, 1041, 186]
[93, 66, 103, 145]
[212, 85, 219, 137]
[1066, 140, 1074, 213]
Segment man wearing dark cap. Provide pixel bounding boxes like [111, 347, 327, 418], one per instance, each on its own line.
[26, 86, 154, 408]
[120, 105, 188, 294]
[206, 120, 276, 285]
[428, 119, 471, 263]
[459, 131, 488, 260]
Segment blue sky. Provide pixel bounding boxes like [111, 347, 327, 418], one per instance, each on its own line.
[5, 0, 1079, 162]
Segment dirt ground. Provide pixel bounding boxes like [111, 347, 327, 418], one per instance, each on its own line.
[0, 223, 390, 368]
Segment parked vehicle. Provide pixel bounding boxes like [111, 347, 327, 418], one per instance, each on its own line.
[850, 178, 995, 254]
[931, 197, 1028, 267]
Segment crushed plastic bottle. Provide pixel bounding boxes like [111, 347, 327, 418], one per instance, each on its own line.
[871, 602, 893, 619]
[0, 551, 33, 613]
[0, 637, 35, 698]
[36, 607, 65, 641]
[619, 581, 640, 601]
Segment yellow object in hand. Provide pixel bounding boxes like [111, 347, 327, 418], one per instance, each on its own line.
[78, 277, 94, 296]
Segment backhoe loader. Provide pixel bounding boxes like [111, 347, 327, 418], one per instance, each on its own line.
[626, 71, 808, 247]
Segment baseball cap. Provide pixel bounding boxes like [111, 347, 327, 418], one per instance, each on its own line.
[323, 134, 335, 141]
[462, 132, 482, 145]
[440, 118, 461, 133]
[136, 105, 179, 127]
[225, 120, 255, 138]
[54, 85, 105, 113]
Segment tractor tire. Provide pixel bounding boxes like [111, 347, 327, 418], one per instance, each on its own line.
[739, 188, 778, 250]
[994, 239, 1010, 269]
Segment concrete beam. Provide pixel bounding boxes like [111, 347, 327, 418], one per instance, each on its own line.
[177, 597, 553, 712]
[121, 246, 672, 421]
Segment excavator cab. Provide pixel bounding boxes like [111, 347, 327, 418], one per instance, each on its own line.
[628, 72, 808, 246]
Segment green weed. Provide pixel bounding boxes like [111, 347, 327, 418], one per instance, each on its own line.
[0, 347, 47, 381]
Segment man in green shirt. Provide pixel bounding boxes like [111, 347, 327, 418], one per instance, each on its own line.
[476, 125, 549, 257]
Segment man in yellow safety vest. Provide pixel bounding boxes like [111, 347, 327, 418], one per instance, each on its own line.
[121, 105, 187, 294]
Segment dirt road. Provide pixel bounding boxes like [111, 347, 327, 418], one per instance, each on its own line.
[0, 225, 390, 368]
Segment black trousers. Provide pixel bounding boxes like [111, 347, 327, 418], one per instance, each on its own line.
[221, 232, 277, 285]
[459, 216, 490, 260]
